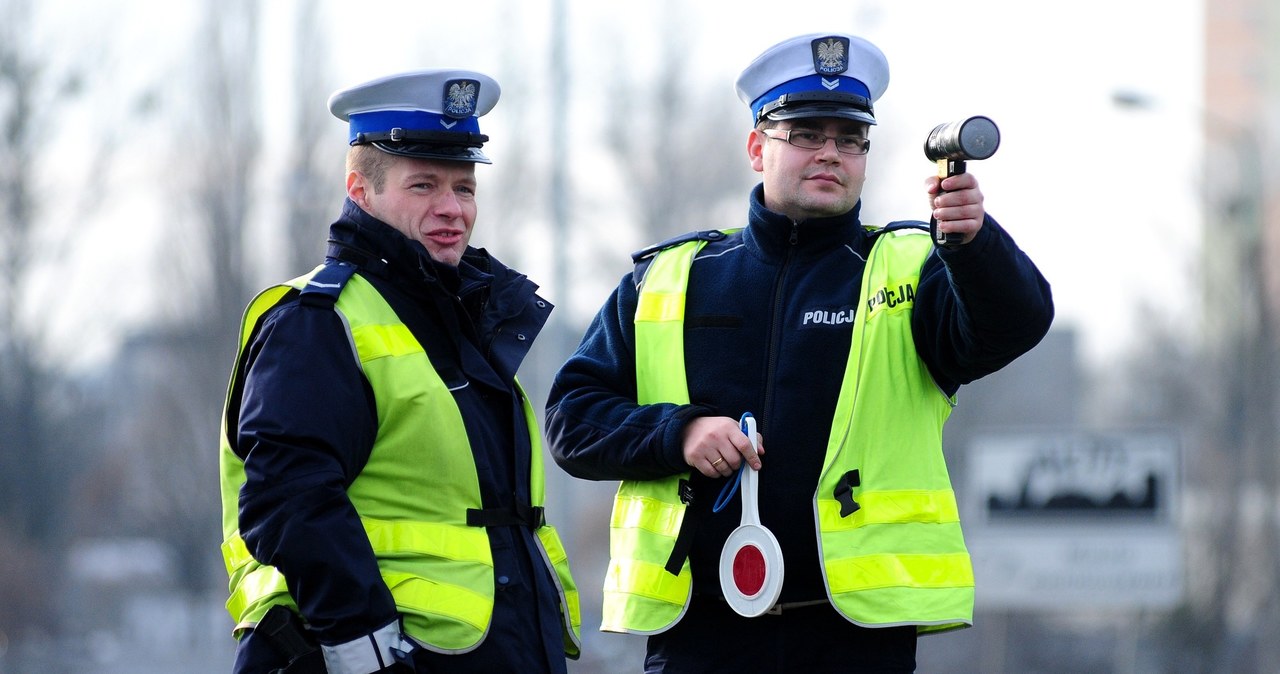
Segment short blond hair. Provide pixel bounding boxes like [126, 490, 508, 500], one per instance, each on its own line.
[346, 145, 397, 193]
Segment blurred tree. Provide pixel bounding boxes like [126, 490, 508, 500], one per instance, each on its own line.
[0, 0, 93, 641]
[122, 0, 263, 598]
[280, 1, 343, 276]
[1078, 154, 1279, 671]
[1175, 237, 1279, 672]
[599, 0, 750, 253]
[0, 0, 47, 541]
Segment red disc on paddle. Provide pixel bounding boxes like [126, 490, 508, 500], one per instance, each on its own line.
[718, 415, 784, 616]
[732, 544, 766, 596]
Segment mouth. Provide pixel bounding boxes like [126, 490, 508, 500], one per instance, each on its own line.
[807, 172, 843, 185]
[424, 228, 464, 245]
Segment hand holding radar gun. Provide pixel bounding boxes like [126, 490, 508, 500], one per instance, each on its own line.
[924, 115, 1000, 249]
[714, 413, 785, 617]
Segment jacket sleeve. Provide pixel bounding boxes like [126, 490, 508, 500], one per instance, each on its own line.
[545, 274, 707, 482]
[912, 214, 1056, 395]
[235, 300, 399, 645]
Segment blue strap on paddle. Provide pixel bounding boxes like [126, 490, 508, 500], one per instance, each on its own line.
[712, 412, 753, 513]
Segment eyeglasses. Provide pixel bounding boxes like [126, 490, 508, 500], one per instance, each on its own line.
[761, 128, 870, 155]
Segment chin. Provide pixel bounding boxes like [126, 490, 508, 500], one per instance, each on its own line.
[427, 250, 463, 267]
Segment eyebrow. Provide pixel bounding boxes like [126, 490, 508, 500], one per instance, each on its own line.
[401, 171, 476, 186]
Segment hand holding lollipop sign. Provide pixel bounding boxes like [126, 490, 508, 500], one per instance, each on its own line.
[714, 413, 784, 617]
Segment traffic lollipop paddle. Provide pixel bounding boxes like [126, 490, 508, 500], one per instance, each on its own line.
[715, 413, 784, 617]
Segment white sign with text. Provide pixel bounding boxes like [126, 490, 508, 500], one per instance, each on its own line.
[964, 430, 1183, 610]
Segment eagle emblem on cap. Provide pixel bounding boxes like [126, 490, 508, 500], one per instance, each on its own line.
[812, 37, 849, 75]
[443, 79, 480, 119]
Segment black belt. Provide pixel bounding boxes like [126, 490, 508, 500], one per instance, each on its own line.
[467, 504, 545, 529]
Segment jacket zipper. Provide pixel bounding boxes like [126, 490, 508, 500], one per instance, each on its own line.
[762, 221, 800, 428]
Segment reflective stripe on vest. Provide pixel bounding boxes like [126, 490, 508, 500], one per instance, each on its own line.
[817, 229, 971, 632]
[218, 265, 581, 656]
[609, 228, 973, 635]
[599, 238, 717, 634]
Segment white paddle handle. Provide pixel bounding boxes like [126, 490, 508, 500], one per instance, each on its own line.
[740, 415, 762, 527]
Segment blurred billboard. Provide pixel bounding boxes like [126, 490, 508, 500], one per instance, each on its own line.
[964, 429, 1183, 610]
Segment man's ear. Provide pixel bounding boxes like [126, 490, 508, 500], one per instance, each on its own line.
[347, 171, 370, 209]
[747, 128, 766, 173]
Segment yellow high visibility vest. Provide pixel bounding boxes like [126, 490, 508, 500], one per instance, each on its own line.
[604, 228, 973, 635]
[218, 264, 582, 656]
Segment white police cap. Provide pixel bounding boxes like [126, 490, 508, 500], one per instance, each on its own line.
[735, 34, 889, 126]
[328, 68, 501, 164]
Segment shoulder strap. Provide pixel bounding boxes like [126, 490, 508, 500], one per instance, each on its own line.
[631, 229, 734, 263]
[298, 259, 359, 309]
[631, 229, 738, 288]
[297, 255, 470, 392]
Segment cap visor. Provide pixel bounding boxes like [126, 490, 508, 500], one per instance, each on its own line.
[371, 141, 492, 164]
[765, 104, 876, 126]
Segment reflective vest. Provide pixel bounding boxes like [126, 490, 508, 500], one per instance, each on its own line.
[219, 264, 582, 656]
[604, 228, 973, 635]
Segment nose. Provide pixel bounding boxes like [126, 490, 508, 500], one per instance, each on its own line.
[814, 136, 842, 160]
[434, 190, 464, 218]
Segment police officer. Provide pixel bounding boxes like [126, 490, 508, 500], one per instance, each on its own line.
[218, 69, 581, 674]
[545, 33, 1054, 672]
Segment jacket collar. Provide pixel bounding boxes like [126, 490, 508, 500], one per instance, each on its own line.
[328, 198, 496, 295]
[326, 199, 544, 321]
[745, 183, 869, 260]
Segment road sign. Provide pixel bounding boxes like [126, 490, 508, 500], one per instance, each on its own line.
[964, 429, 1183, 610]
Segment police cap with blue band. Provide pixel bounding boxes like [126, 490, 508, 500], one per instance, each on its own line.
[735, 34, 889, 126]
[328, 68, 501, 164]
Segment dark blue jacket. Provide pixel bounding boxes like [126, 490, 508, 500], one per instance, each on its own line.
[545, 184, 1054, 605]
[227, 199, 568, 673]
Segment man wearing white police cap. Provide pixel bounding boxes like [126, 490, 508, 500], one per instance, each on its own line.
[736, 33, 889, 126]
[329, 68, 499, 164]
[545, 32, 1052, 673]
[220, 68, 582, 674]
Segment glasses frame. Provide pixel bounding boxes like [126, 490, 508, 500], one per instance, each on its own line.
[760, 128, 870, 155]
